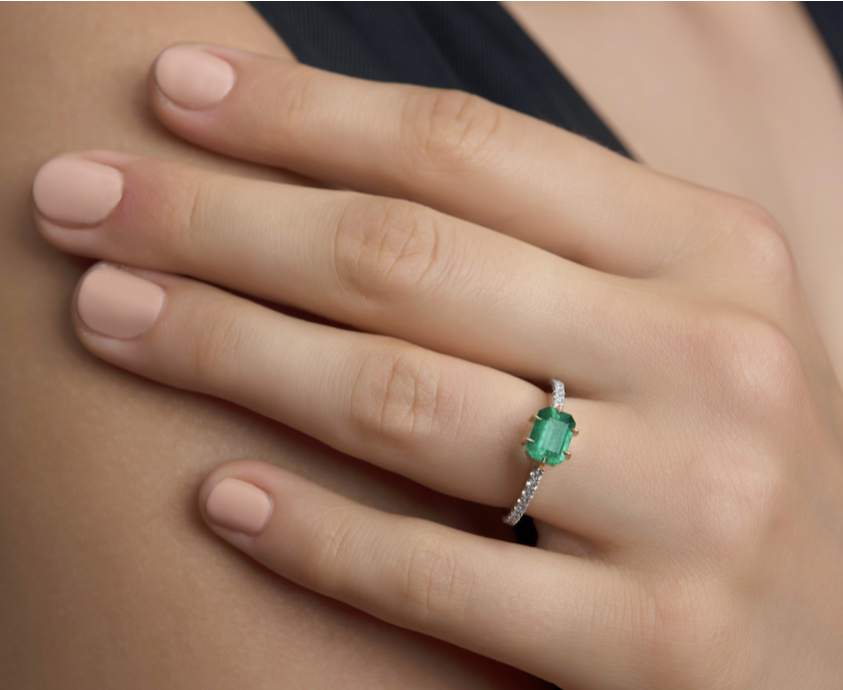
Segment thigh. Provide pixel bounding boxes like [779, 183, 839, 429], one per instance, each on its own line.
[0, 4, 538, 687]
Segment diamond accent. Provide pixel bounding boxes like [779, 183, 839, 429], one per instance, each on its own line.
[551, 379, 565, 409]
[503, 462, 545, 525]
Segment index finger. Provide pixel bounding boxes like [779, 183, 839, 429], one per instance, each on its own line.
[148, 43, 725, 278]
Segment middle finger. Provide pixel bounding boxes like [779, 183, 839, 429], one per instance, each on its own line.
[32, 150, 641, 396]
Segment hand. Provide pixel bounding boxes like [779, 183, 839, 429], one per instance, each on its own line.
[31, 43, 843, 688]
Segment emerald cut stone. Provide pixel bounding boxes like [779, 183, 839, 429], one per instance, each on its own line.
[526, 407, 576, 466]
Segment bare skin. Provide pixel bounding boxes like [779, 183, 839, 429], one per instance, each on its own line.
[504, 1, 843, 381]
[1, 1, 841, 688]
[0, 3, 536, 689]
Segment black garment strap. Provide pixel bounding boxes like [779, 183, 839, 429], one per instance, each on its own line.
[248, 1, 634, 158]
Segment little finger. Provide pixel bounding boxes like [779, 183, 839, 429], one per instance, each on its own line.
[196, 458, 645, 689]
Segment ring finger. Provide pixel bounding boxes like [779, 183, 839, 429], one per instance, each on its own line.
[70, 260, 639, 543]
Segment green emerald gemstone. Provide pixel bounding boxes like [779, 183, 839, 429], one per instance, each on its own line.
[526, 407, 576, 466]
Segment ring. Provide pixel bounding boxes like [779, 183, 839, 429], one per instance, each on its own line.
[503, 379, 578, 526]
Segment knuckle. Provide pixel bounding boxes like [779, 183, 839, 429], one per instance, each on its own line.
[139, 166, 212, 258]
[348, 340, 457, 449]
[682, 451, 790, 563]
[638, 580, 751, 688]
[391, 527, 469, 626]
[187, 300, 249, 388]
[677, 309, 805, 413]
[728, 319, 805, 408]
[334, 196, 451, 303]
[120, 161, 209, 259]
[719, 199, 797, 288]
[400, 89, 504, 173]
[302, 505, 365, 592]
[713, 463, 790, 560]
[170, 175, 212, 256]
[635, 582, 703, 679]
[265, 64, 323, 134]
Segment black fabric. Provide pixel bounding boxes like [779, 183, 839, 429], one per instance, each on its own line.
[806, 2, 843, 88]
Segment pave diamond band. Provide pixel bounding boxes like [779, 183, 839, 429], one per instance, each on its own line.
[502, 461, 545, 526]
[503, 379, 576, 526]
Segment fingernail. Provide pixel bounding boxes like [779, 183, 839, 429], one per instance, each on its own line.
[77, 266, 166, 339]
[155, 45, 235, 109]
[33, 158, 124, 226]
[205, 478, 272, 536]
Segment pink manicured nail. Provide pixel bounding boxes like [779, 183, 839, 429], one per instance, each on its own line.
[155, 46, 235, 109]
[205, 478, 272, 536]
[33, 158, 124, 226]
[77, 266, 166, 339]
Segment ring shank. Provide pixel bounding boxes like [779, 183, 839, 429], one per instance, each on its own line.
[502, 460, 545, 526]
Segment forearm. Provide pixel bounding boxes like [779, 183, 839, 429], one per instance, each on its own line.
[0, 4, 537, 687]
